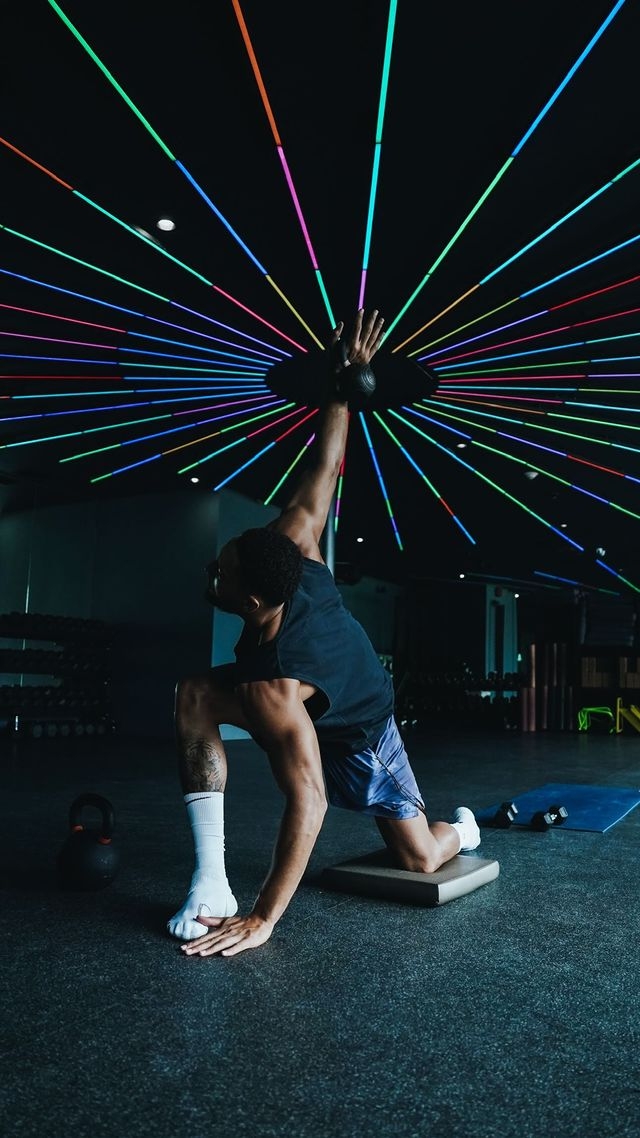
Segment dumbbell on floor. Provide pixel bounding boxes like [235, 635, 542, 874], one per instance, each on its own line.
[530, 804, 569, 831]
[491, 801, 519, 828]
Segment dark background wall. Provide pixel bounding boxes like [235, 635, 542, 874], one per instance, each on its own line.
[1, 487, 403, 741]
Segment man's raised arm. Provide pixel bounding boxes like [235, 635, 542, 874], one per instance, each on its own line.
[276, 307, 385, 555]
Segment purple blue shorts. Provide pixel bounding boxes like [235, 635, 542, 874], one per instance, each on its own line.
[320, 715, 425, 820]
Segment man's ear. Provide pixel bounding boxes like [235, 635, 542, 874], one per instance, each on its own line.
[243, 594, 261, 615]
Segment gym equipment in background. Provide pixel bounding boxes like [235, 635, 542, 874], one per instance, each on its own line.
[477, 782, 640, 833]
[57, 792, 120, 890]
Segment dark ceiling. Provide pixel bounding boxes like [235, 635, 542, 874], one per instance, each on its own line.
[2, 0, 640, 595]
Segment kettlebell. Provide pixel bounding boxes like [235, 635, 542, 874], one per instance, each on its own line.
[57, 792, 120, 890]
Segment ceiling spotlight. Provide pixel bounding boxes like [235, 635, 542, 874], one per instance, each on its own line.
[459, 573, 465, 579]
[596, 546, 606, 558]
[523, 469, 538, 480]
[456, 441, 467, 449]
[514, 592, 520, 599]
[560, 521, 568, 529]
[157, 217, 175, 232]
[356, 536, 364, 544]
[190, 476, 199, 484]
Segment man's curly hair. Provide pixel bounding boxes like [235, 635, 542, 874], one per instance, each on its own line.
[235, 527, 303, 606]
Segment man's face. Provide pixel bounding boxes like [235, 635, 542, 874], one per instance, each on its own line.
[204, 540, 246, 614]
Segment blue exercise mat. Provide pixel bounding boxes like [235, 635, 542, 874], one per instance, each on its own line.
[476, 782, 640, 833]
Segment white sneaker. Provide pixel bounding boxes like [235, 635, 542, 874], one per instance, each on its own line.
[452, 806, 481, 851]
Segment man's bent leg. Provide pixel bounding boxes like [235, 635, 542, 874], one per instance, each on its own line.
[375, 810, 476, 874]
[168, 669, 251, 940]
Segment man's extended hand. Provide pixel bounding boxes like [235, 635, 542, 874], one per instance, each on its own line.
[180, 912, 274, 958]
[332, 307, 384, 369]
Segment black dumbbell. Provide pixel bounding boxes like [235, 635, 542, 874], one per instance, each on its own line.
[491, 801, 519, 828]
[530, 804, 569, 831]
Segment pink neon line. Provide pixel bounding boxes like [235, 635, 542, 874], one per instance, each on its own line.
[173, 395, 281, 417]
[212, 287, 307, 352]
[0, 374, 123, 380]
[435, 393, 564, 405]
[357, 270, 367, 313]
[435, 380, 587, 389]
[277, 148, 319, 269]
[0, 330, 116, 350]
[433, 323, 573, 365]
[0, 302, 125, 334]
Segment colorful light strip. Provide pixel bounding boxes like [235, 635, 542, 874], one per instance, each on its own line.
[47, 0, 323, 348]
[358, 0, 398, 311]
[372, 412, 475, 545]
[387, 408, 585, 552]
[384, 0, 626, 346]
[230, 0, 335, 328]
[358, 411, 403, 551]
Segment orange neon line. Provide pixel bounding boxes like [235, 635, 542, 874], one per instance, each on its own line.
[231, 0, 281, 145]
[0, 135, 74, 190]
[393, 285, 481, 353]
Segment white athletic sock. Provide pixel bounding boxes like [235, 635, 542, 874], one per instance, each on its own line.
[167, 791, 238, 941]
[451, 806, 481, 852]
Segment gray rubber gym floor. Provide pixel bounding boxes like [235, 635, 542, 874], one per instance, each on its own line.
[2, 726, 639, 1138]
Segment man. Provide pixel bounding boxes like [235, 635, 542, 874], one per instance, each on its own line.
[168, 307, 480, 958]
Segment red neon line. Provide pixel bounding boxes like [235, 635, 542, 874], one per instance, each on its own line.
[567, 454, 623, 476]
[438, 497, 456, 518]
[0, 302, 125, 334]
[274, 408, 318, 442]
[212, 286, 307, 352]
[549, 274, 640, 312]
[247, 406, 311, 438]
[0, 135, 74, 190]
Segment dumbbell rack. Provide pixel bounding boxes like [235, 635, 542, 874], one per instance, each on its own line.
[0, 612, 117, 740]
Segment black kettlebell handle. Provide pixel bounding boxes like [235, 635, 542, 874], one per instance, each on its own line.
[68, 793, 115, 842]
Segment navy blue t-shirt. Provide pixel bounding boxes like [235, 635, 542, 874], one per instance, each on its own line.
[233, 557, 394, 752]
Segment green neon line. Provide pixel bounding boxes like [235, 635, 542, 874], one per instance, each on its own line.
[61, 443, 121, 461]
[73, 192, 213, 285]
[375, 0, 397, 141]
[178, 436, 246, 473]
[176, 402, 296, 471]
[314, 271, 336, 328]
[438, 359, 589, 375]
[48, 0, 176, 160]
[373, 413, 441, 497]
[3, 226, 170, 302]
[264, 439, 312, 505]
[410, 299, 519, 356]
[383, 157, 513, 341]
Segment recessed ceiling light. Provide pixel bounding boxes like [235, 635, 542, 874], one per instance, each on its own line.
[190, 476, 199, 484]
[157, 217, 175, 232]
[356, 536, 364, 543]
[456, 441, 467, 449]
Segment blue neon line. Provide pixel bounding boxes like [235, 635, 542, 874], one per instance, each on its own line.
[511, 1, 627, 156]
[175, 161, 268, 275]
